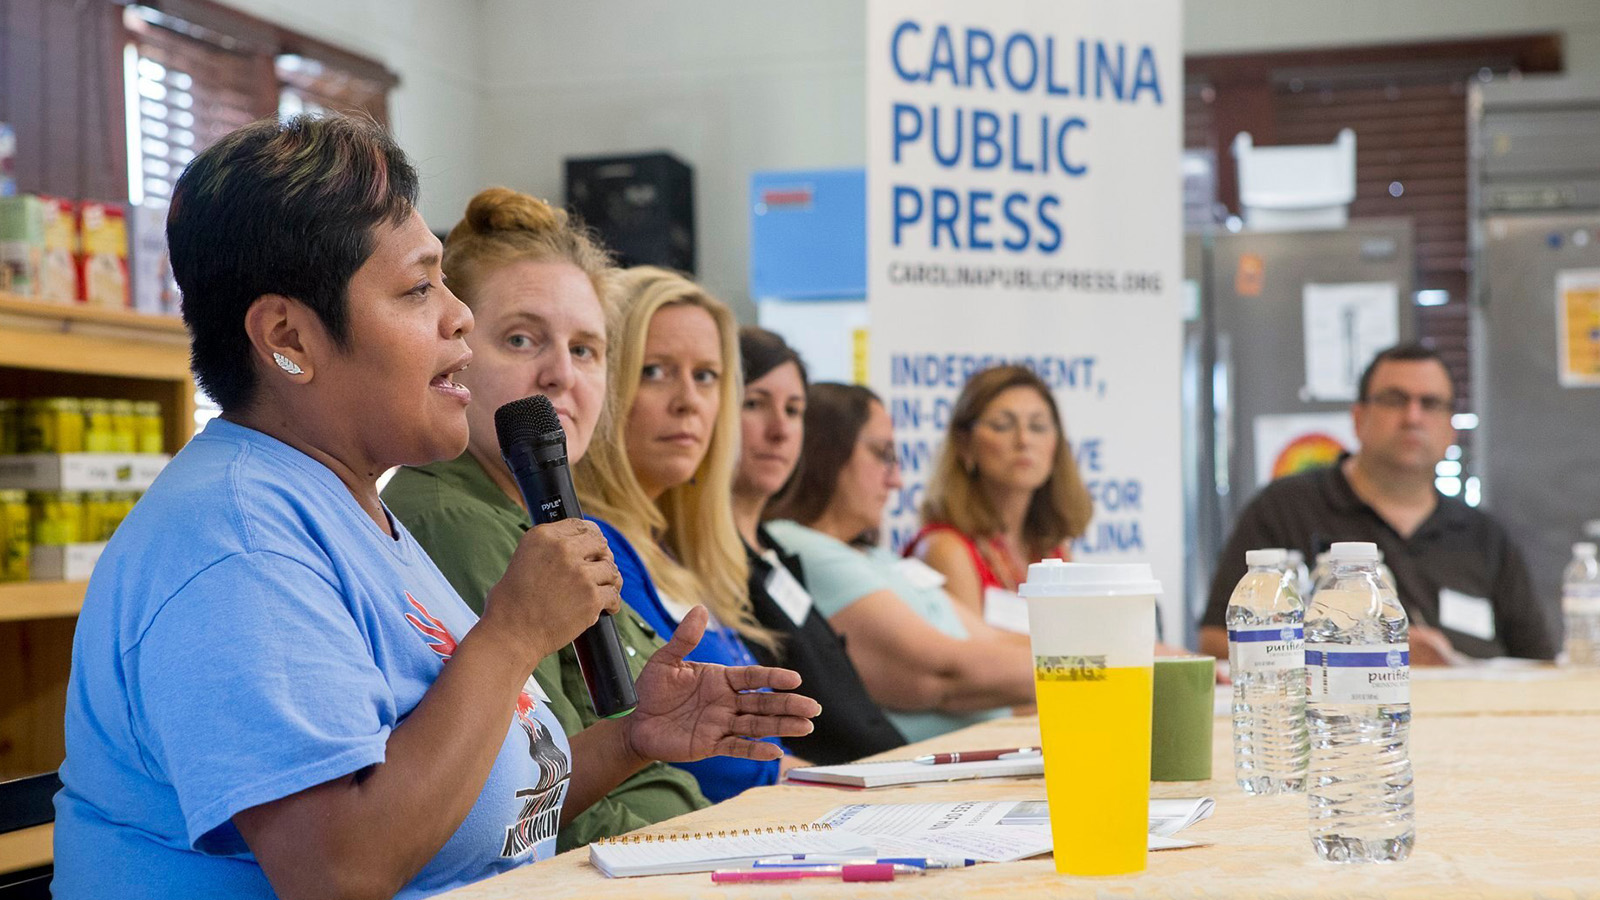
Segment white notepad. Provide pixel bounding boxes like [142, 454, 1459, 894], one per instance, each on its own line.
[588, 829, 876, 877]
[785, 755, 1045, 788]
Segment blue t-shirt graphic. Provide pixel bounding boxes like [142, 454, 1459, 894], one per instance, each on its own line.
[53, 418, 570, 898]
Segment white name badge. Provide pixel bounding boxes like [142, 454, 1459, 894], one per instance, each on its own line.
[1438, 588, 1496, 642]
[762, 550, 814, 626]
[982, 585, 1031, 634]
[656, 591, 698, 626]
[895, 556, 948, 591]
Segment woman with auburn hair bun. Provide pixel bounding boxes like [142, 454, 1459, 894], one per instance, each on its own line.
[384, 186, 715, 851]
[905, 364, 1093, 628]
[577, 266, 809, 802]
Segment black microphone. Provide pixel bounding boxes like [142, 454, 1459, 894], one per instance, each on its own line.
[494, 395, 637, 719]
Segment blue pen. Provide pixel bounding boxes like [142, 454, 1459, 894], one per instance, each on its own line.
[753, 855, 976, 869]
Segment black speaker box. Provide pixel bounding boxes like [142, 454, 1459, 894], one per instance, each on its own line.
[564, 152, 695, 274]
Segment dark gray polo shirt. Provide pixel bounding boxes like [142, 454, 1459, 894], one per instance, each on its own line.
[1201, 457, 1557, 660]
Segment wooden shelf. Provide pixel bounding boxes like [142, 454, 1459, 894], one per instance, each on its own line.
[0, 291, 190, 380]
[0, 293, 185, 335]
[0, 293, 195, 797]
[0, 823, 52, 875]
[0, 580, 87, 622]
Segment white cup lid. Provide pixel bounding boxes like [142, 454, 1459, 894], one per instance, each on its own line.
[1246, 548, 1286, 566]
[1327, 541, 1379, 561]
[1019, 560, 1163, 598]
[1576, 542, 1598, 557]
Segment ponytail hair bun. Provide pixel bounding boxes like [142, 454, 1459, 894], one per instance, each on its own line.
[457, 186, 564, 239]
[441, 186, 613, 317]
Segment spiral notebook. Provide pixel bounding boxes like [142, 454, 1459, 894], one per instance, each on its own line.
[587, 825, 876, 877]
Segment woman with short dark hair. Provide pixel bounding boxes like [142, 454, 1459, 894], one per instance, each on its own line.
[51, 115, 816, 899]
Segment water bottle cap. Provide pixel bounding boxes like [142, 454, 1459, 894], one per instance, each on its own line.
[1327, 541, 1379, 561]
[1019, 560, 1163, 598]
[1576, 542, 1598, 557]
[1245, 548, 1286, 567]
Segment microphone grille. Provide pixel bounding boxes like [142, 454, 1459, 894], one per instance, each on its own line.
[494, 395, 565, 451]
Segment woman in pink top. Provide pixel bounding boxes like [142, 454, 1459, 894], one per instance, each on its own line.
[906, 365, 1092, 617]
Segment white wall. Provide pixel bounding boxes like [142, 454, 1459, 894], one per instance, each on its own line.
[475, 1, 866, 323]
[218, 0, 486, 230]
[1184, 1, 1600, 77]
[223, 1, 1600, 319]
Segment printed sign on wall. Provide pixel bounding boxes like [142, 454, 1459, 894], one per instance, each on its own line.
[866, 0, 1184, 634]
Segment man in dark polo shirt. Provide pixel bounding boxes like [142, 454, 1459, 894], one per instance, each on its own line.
[1198, 344, 1558, 663]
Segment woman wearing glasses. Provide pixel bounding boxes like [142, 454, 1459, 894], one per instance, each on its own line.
[766, 383, 1035, 743]
[904, 365, 1093, 624]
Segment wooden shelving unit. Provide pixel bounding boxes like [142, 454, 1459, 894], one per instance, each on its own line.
[0, 581, 87, 622]
[0, 292, 195, 783]
[0, 823, 52, 876]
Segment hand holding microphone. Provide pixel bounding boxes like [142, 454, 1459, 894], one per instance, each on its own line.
[491, 395, 638, 719]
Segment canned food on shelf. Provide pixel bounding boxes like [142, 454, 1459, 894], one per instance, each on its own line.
[0, 398, 18, 454]
[83, 398, 116, 453]
[134, 401, 164, 454]
[22, 397, 85, 453]
[29, 490, 84, 545]
[0, 489, 27, 581]
[109, 399, 138, 453]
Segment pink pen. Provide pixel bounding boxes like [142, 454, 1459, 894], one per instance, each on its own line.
[711, 863, 919, 884]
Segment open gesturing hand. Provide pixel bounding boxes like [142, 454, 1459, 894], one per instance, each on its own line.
[623, 606, 820, 764]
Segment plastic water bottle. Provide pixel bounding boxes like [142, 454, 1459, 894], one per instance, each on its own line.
[1563, 542, 1600, 666]
[1226, 548, 1309, 795]
[1305, 541, 1413, 863]
[1285, 549, 1312, 600]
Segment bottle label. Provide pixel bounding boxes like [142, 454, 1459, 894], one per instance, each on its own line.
[1563, 593, 1600, 615]
[1305, 643, 1410, 704]
[1228, 625, 1304, 675]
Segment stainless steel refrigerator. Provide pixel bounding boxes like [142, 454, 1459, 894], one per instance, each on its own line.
[1473, 76, 1600, 638]
[1475, 214, 1600, 620]
[1185, 221, 1416, 628]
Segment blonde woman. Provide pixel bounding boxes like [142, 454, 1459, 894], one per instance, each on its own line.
[577, 266, 795, 801]
[906, 365, 1093, 621]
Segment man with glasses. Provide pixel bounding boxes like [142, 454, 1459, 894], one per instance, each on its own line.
[1197, 344, 1556, 664]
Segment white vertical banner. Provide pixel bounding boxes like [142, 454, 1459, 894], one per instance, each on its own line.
[867, 2, 1186, 637]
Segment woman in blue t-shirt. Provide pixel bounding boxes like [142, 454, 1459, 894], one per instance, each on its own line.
[51, 115, 818, 900]
[574, 267, 803, 801]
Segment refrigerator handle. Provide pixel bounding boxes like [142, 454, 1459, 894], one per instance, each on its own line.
[1213, 332, 1232, 502]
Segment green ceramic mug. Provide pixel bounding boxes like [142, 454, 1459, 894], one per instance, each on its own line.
[1151, 656, 1216, 781]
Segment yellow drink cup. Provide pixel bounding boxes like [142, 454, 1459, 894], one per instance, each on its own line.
[1021, 560, 1160, 876]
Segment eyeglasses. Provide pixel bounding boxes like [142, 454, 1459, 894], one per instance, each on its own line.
[861, 439, 900, 469]
[976, 415, 1054, 437]
[1363, 388, 1453, 416]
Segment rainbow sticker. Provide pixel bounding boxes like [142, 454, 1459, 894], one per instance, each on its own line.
[1271, 432, 1346, 480]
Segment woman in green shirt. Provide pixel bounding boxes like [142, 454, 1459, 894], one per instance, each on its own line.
[383, 187, 709, 850]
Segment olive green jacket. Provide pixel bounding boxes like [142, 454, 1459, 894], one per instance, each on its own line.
[383, 454, 709, 852]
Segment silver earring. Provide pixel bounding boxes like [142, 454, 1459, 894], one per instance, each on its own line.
[273, 353, 303, 376]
